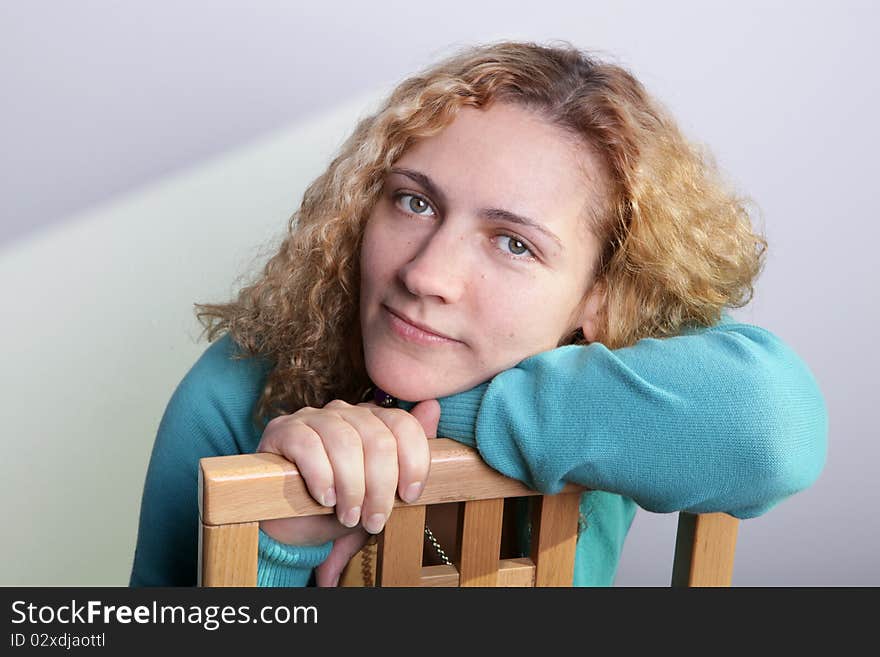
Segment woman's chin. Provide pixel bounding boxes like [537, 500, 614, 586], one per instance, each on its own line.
[368, 368, 491, 403]
[364, 346, 497, 401]
[366, 362, 455, 402]
[370, 378, 447, 403]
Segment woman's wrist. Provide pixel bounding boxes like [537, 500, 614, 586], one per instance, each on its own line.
[259, 517, 336, 546]
[258, 529, 333, 570]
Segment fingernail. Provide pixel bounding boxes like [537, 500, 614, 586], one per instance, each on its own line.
[322, 487, 336, 507]
[341, 506, 361, 528]
[402, 481, 423, 503]
[364, 513, 386, 534]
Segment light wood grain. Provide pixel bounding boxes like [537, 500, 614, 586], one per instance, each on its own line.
[419, 564, 460, 587]
[375, 504, 426, 586]
[199, 443, 741, 588]
[672, 512, 739, 586]
[458, 498, 505, 586]
[199, 521, 258, 587]
[530, 492, 581, 586]
[418, 558, 535, 587]
[199, 439, 586, 526]
[496, 558, 536, 587]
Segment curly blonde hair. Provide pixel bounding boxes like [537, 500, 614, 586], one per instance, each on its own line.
[195, 39, 767, 428]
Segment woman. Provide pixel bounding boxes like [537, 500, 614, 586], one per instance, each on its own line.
[130, 40, 828, 587]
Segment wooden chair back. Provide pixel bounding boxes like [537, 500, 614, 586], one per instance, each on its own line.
[199, 439, 739, 587]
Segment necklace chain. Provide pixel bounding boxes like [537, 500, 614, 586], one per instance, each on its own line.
[423, 524, 453, 566]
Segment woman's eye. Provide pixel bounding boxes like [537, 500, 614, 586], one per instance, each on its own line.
[493, 235, 535, 259]
[395, 193, 435, 217]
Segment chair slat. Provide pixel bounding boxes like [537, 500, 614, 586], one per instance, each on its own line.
[420, 564, 460, 587]
[530, 492, 581, 586]
[375, 504, 426, 586]
[458, 498, 505, 586]
[199, 521, 258, 587]
[418, 558, 536, 587]
[496, 558, 536, 587]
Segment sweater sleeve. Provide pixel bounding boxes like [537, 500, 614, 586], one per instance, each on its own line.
[129, 335, 333, 586]
[434, 316, 828, 520]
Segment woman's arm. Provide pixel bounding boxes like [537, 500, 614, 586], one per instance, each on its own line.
[129, 335, 332, 587]
[432, 315, 828, 520]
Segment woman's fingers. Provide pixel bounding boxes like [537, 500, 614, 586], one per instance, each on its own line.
[400, 399, 440, 501]
[362, 403, 433, 505]
[258, 416, 336, 508]
[324, 400, 402, 534]
[408, 399, 441, 439]
[303, 408, 368, 528]
[258, 399, 437, 539]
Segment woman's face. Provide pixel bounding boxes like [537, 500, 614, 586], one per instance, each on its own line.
[360, 102, 606, 401]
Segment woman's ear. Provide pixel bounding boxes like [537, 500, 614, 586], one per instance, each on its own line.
[577, 280, 606, 343]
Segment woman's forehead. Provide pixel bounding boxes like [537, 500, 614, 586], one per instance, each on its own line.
[390, 104, 606, 219]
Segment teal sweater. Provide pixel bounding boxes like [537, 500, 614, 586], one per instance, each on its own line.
[129, 313, 828, 587]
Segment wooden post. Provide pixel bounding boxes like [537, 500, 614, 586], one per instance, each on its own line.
[458, 498, 505, 586]
[375, 504, 426, 586]
[530, 493, 581, 586]
[199, 521, 259, 587]
[672, 512, 740, 587]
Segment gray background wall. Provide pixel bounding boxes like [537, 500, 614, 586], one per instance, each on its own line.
[1, 1, 876, 585]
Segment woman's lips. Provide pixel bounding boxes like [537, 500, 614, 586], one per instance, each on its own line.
[383, 306, 459, 345]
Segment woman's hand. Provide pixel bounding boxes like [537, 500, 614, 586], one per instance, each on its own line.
[256, 398, 441, 585]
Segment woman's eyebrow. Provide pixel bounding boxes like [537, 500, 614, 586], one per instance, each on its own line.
[389, 167, 564, 250]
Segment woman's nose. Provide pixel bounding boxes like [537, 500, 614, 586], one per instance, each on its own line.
[397, 225, 468, 303]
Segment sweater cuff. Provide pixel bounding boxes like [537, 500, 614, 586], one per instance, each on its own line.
[436, 382, 489, 447]
[257, 529, 333, 587]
